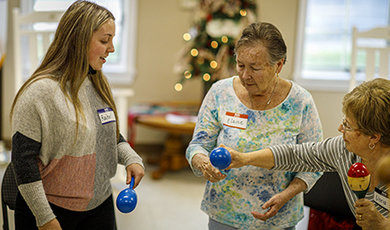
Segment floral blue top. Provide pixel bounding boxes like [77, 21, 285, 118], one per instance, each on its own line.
[186, 76, 323, 229]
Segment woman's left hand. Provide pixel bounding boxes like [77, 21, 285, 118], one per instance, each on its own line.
[251, 192, 289, 221]
[125, 163, 145, 189]
[355, 198, 389, 229]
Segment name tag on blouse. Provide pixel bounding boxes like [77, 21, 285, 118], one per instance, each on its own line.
[222, 112, 248, 130]
[374, 187, 389, 211]
[97, 107, 116, 124]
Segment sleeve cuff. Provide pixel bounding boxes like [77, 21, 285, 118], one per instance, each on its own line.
[117, 141, 144, 169]
[294, 172, 323, 193]
[18, 181, 56, 227]
[186, 146, 209, 177]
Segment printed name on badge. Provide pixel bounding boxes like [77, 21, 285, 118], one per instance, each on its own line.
[97, 107, 116, 124]
[222, 112, 248, 130]
[374, 187, 389, 211]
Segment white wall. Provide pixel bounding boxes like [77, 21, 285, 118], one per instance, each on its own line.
[130, 0, 345, 144]
[1, 0, 345, 144]
[1, 0, 19, 144]
[257, 0, 344, 139]
[0, 1, 7, 55]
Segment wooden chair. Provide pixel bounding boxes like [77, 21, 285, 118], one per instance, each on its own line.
[349, 26, 390, 91]
[12, 8, 63, 92]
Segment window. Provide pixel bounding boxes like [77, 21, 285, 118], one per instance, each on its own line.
[22, 0, 137, 84]
[294, 0, 390, 91]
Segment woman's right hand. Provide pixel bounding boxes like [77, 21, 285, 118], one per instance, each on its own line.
[192, 153, 226, 182]
[38, 218, 62, 230]
[223, 146, 247, 169]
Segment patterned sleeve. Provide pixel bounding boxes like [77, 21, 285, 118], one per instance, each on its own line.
[117, 134, 144, 168]
[186, 83, 221, 176]
[293, 91, 324, 192]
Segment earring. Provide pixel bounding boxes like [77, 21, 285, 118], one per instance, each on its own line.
[369, 143, 375, 150]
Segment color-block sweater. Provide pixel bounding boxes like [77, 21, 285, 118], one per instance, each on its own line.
[11, 77, 144, 226]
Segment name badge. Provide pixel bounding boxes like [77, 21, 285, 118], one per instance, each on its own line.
[222, 112, 248, 130]
[97, 107, 116, 125]
[374, 187, 389, 211]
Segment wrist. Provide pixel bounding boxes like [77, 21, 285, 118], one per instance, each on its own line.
[245, 152, 255, 166]
[379, 215, 390, 230]
[192, 153, 207, 168]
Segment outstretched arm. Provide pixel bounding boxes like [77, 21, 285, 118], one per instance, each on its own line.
[225, 146, 275, 170]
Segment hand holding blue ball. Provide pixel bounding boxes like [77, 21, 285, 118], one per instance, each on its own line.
[116, 176, 138, 213]
[210, 147, 231, 170]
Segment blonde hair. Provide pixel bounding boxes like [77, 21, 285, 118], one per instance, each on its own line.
[342, 78, 390, 145]
[11, 0, 120, 141]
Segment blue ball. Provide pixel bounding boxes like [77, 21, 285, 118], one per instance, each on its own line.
[210, 147, 231, 170]
[116, 187, 137, 213]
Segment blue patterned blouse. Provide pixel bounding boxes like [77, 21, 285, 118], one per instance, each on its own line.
[186, 76, 323, 229]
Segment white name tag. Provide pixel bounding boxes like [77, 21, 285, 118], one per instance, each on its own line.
[97, 107, 116, 124]
[374, 188, 389, 211]
[222, 112, 248, 130]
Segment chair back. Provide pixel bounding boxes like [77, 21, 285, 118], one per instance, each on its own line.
[304, 172, 354, 219]
[349, 26, 390, 91]
[1, 163, 18, 230]
[12, 8, 63, 92]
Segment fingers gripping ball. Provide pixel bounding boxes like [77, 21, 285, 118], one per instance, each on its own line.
[210, 147, 231, 170]
[347, 162, 371, 199]
[116, 177, 138, 213]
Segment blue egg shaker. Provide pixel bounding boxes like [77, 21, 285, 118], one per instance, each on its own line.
[210, 147, 231, 171]
[116, 176, 137, 213]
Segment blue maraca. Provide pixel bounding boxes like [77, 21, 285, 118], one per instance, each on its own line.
[116, 177, 137, 213]
[210, 147, 231, 170]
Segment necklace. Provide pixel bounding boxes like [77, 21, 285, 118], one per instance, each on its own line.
[266, 76, 279, 106]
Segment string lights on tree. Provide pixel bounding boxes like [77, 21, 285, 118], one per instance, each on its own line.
[174, 0, 257, 95]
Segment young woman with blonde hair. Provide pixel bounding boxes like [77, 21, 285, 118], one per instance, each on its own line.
[10, 1, 144, 229]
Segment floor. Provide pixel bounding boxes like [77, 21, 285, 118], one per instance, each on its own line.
[0, 153, 310, 230]
[112, 158, 310, 230]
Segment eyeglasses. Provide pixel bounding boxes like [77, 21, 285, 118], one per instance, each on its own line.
[341, 119, 359, 132]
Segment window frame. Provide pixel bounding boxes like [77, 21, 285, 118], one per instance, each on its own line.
[103, 0, 138, 85]
[294, 0, 365, 92]
[21, 0, 137, 85]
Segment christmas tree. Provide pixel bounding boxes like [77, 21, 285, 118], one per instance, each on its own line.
[174, 0, 257, 94]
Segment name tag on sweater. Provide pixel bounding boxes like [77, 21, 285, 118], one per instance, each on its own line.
[222, 112, 248, 130]
[97, 107, 116, 124]
[374, 187, 389, 211]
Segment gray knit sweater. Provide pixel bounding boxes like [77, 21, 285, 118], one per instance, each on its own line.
[11, 77, 143, 226]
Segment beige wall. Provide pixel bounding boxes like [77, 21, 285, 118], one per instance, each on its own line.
[1, 0, 344, 143]
[131, 0, 343, 144]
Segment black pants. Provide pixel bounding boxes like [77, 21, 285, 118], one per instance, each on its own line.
[15, 193, 116, 230]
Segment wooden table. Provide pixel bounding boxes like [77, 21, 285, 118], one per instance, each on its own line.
[136, 115, 196, 179]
